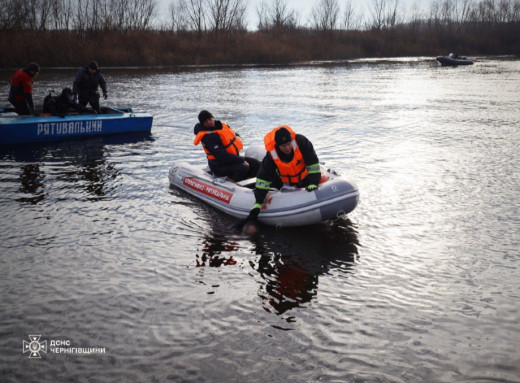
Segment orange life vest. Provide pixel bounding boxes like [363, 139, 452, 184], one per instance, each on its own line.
[194, 122, 243, 161]
[264, 125, 308, 185]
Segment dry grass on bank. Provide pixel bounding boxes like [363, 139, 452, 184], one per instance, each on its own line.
[1, 26, 518, 68]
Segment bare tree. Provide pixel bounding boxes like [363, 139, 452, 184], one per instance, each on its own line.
[50, 0, 73, 30]
[127, 0, 157, 29]
[454, 0, 473, 30]
[368, 0, 404, 30]
[183, 0, 207, 34]
[167, 0, 188, 31]
[386, 0, 401, 28]
[207, 0, 247, 32]
[311, 0, 340, 30]
[369, 0, 387, 29]
[257, 0, 297, 30]
[408, 0, 425, 32]
[0, 0, 30, 30]
[73, 0, 88, 31]
[341, 0, 358, 30]
[513, 0, 520, 22]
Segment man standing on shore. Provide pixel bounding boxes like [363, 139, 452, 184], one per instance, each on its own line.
[72, 61, 108, 114]
[8, 63, 40, 115]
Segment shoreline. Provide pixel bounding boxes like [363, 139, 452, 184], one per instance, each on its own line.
[1, 55, 518, 73]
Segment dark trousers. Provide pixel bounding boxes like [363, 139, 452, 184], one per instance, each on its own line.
[211, 157, 260, 182]
[78, 91, 100, 113]
[11, 101, 31, 115]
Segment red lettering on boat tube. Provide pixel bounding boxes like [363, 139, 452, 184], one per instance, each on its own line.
[183, 177, 232, 204]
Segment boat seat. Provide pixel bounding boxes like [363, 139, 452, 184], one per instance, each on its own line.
[236, 177, 256, 187]
[203, 166, 214, 175]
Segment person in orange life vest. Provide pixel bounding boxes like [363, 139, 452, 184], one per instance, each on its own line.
[194, 110, 260, 182]
[8, 63, 40, 115]
[247, 126, 321, 221]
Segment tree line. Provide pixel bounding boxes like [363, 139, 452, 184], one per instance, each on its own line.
[0, 0, 518, 67]
[2, 0, 519, 32]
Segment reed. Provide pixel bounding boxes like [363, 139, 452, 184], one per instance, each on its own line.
[0, 25, 518, 68]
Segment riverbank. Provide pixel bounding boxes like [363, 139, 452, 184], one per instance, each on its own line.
[1, 26, 519, 68]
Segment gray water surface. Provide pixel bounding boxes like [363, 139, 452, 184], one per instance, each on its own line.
[1, 57, 519, 382]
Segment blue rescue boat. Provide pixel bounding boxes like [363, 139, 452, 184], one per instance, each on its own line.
[0, 107, 153, 145]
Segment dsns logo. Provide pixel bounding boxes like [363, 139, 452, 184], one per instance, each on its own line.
[23, 335, 47, 358]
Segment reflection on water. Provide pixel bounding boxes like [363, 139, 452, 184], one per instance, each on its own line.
[196, 233, 239, 267]
[251, 221, 358, 321]
[1, 58, 520, 382]
[18, 163, 46, 204]
[1, 133, 154, 206]
[193, 215, 359, 326]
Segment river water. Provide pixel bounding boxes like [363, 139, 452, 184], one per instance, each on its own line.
[1, 57, 519, 382]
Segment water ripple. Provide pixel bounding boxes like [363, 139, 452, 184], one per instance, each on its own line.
[1, 58, 520, 382]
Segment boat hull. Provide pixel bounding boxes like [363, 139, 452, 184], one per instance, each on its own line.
[169, 162, 359, 227]
[436, 56, 474, 66]
[0, 108, 153, 145]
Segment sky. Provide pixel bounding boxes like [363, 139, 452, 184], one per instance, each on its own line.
[157, 0, 432, 30]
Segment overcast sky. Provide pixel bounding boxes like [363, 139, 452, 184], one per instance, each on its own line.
[157, 0, 432, 30]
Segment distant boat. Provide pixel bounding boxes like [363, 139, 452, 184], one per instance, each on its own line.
[0, 107, 153, 145]
[436, 53, 474, 66]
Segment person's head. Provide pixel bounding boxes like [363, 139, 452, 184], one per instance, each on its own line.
[61, 87, 73, 101]
[87, 61, 98, 73]
[26, 62, 40, 77]
[242, 220, 261, 236]
[198, 110, 214, 128]
[275, 127, 293, 155]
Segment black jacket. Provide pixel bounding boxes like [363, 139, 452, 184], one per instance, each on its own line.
[193, 120, 244, 168]
[72, 67, 107, 96]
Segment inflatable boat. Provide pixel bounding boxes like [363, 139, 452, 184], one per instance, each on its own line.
[436, 55, 473, 66]
[0, 107, 153, 145]
[168, 147, 359, 227]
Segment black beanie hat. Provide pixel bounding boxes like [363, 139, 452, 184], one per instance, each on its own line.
[198, 110, 214, 124]
[275, 127, 292, 145]
[27, 63, 40, 73]
[88, 61, 98, 70]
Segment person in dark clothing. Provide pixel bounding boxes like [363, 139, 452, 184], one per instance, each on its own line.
[72, 61, 108, 113]
[193, 110, 260, 182]
[247, 126, 321, 221]
[43, 88, 94, 117]
[8, 63, 40, 115]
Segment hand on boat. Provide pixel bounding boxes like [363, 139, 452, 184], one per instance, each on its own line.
[306, 184, 318, 192]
